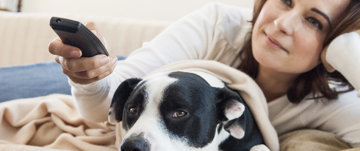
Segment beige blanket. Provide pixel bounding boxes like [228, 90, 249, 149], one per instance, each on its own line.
[0, 60, 357, 151]
[0, 94, 118, 151]
[280, 129, 357, 151]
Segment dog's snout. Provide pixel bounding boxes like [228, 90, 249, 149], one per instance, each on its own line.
[121, 134, 150, 151]
[121, 140, 149, 151]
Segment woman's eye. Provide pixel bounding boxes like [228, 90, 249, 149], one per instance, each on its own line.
[171, 111, 188, 118]
[307, 17, 323, 30]
[281, 0, 292, 6]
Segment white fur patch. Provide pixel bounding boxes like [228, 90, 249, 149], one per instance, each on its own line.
[108, 108, 117, 124]
[185, 71, 225, 88]
[250, 144, 270, 151]
[227, 123, 245, 139]
[224, 100, 245, 120]
[224, 100, 245, 139]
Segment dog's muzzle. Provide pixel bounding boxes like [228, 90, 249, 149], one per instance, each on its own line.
[121, 133, 150, 151]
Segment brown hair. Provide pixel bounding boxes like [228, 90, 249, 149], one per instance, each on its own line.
[238, 0, 360, 103]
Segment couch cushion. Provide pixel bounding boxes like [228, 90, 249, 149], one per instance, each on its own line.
[0, 61, 70, 102]
[0, 56, 126, 102]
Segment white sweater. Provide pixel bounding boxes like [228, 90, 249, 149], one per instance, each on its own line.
[70, 2, 360, 148]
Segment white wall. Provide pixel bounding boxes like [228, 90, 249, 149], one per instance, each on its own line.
[21, 0, 254, 21]
[0, 0, 19, 11]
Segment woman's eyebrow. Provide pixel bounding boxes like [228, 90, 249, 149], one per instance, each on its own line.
[311, 8, 332, 29]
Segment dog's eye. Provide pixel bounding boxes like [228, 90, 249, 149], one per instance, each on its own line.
[171, 111, 187, 118]
[128, 107, 138, 115]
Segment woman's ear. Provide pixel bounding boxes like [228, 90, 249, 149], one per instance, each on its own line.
[321, 46, 336, 73]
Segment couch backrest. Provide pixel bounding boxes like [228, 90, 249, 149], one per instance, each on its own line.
[0, 12, 169, 67]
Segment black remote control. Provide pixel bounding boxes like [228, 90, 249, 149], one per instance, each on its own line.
[50, 17, 109, 57]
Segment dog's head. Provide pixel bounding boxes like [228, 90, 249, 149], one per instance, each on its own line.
[108, 71, 248, 151]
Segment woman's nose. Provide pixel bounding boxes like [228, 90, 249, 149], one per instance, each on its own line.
[274, 12, 299, 35]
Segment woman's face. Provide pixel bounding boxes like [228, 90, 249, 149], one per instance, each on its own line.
[252, 0, 349, 74]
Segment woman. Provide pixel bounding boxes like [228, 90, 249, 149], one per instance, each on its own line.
[48, 0, 360, 149]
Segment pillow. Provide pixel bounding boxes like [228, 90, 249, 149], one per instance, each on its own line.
[0, 61, 71, 102]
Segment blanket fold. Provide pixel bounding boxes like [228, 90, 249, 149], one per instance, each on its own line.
[0, 94, 116, 151]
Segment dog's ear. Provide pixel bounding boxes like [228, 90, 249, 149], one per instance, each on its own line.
[216, 87, 246, 139]
[108, 78, 142, 124]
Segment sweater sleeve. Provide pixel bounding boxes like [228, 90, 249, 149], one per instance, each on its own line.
[69, 2, 251, 122]
[308, 91, 360, 147]
[326, 31, 360, 95]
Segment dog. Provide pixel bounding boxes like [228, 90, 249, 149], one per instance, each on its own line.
[108, 71, 269, 151]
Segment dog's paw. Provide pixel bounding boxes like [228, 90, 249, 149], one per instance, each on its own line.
[250, 144, 270, 151]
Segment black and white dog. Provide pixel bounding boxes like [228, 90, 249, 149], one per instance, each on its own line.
[108, 71, 269, 151]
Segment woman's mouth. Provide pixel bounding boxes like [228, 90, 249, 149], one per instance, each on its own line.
[265, 33, 288, 52]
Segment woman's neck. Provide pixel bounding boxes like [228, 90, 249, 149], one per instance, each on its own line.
[255, 66, 298, 102]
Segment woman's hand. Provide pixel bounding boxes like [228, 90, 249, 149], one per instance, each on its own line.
[321, 30, 360, 72]
[48, 22, 118, 85]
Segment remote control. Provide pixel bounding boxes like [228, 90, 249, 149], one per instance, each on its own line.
[50, 16, 109, 57]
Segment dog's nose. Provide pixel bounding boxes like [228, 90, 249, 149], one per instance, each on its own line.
[121, 135, 150, 151]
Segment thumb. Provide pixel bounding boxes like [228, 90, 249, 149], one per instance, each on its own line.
[85, 22, 96, 30]
[85, 22, 107, 48]
[86, 22, 99, 36]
